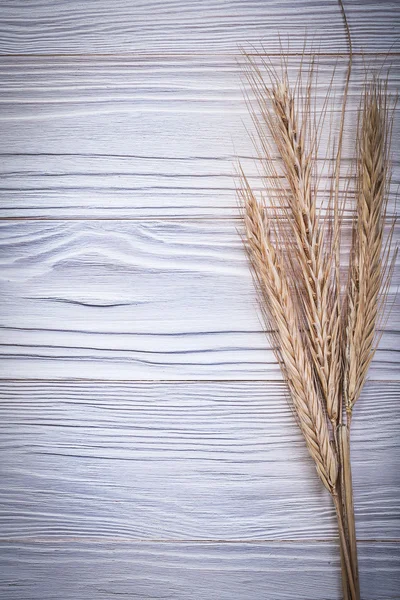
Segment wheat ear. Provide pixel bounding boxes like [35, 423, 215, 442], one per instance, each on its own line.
[240, 170, 338, 493]
[242, 56, 342, 425]
[341, 78, 395, 597]
[345, 78, 395, 416]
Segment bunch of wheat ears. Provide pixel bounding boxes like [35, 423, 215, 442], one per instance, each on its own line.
[238, 33, 396, 600]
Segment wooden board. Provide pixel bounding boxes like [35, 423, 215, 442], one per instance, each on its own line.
[0, 56, 399, 219]
[0, 0, 398, 55]
[0, 220, 399, 380]
[0, 381, 399, 542]
[0, 540, 399, 600]
[0, 2, 399, 598]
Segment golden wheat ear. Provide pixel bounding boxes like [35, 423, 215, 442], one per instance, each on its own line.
[240, 51, 344, 426]
[239, 169, 338, 493]
[344, 76, 397, 416]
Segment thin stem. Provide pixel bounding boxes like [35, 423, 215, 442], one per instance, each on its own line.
[338, 529, 351, 600]
[342, 424, 360, 599]
[335, 484, 351, 599]
[332, 423, 350, 600]
[333, 493, 357, 600]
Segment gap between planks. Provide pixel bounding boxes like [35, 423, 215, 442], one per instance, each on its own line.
[1, 378, 399, 384]
[0, 216, 248, 222]
[0, 214, 396, 222]
[0, 538, 399, 544]
[1, 52, 399, 59]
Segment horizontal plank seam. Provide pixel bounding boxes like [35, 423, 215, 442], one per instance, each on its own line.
[0, 154, 399, 162]
[0, 536, 400, 545]
[0, 538, 398, 544]
[0, 52, 399, 59]
[0, 218, 217, 223]
[0, 217, 267, 223]
[0, 212, 396, 223]
[0, 217, 244, 223]
[0, 378, 398, 384]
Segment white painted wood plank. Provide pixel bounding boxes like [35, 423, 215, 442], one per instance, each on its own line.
[0, 540, 399, 600]
[0, 220, 398, 380]
[0, 5, 398, 600]
[0, 56, 399, 218]
[0, 0, 398, 55]
[0, 381, 398, 541]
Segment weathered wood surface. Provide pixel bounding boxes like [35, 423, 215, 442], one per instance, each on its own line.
[0, 56, 399, 218]
[1, 540, 399, 600]
[0, 0, 398, 55]
[0, 220, 399, 380]
[0, 381, 399, 541]
[0, 1, 399, 599]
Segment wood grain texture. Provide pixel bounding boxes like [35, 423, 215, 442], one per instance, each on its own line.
[0, 540, 399, 600]
[0, 1, 399, 597]
[0, 381, 399, 542]
[0, 220, 398, 380]
[0, 56, 399, 218]
[0, 0, 398, 55]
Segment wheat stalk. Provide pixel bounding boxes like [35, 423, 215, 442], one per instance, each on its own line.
[340, 76, 396, 596]
[238, 50, 395, 598]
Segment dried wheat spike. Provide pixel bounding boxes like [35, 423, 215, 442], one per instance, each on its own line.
[242, 56, 342, 424]
[240, 172, 338, 493]
[345, 78, 395, 413]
